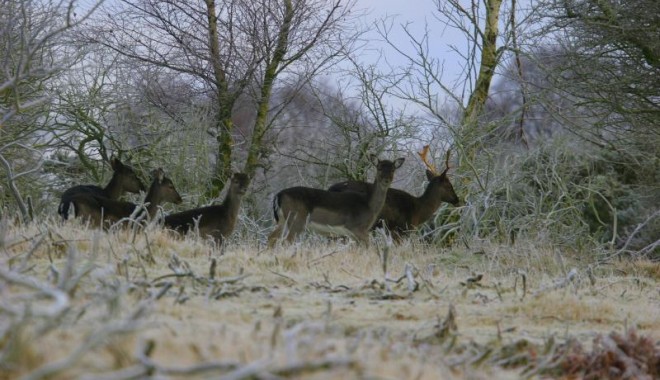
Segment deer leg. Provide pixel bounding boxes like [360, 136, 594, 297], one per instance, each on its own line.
[285, 212, 307, 244]
[268, 212, 295, 247]
[211, 232, 225, 247]
[267, 223, 284, 248]
[268, 207, 308, 247]
[74, 201, 101, 228]
[353, 230, 370, 247]
[268, 198, 292, 248]
[391, 229, 404, 243]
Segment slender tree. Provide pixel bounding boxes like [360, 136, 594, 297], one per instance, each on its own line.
[0, 0, 102, 220]
[84, 0, 359, 196]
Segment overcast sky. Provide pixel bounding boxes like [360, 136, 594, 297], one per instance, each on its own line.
[354, 0, 468, 85]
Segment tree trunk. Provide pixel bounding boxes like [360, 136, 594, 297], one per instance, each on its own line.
[462, 0, 503, 158]
[210, 113, 234, 197]
[205, 0, 233, 197]
[243, 0, 294, 178]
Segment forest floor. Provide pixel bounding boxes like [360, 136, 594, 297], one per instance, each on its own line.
[1, 219, 659, 379]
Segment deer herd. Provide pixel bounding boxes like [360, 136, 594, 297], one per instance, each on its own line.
[58, 146, 460, 247]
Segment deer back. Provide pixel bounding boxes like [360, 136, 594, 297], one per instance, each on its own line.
[268, 157, 404, 246]
[327, 169, 460, 236]
[69, 195, 137, 227]
[70, 168, 181, 228]
[327, 181, 415, 231]
[58, 157, 145, 220]
[164, 173, 249, 244]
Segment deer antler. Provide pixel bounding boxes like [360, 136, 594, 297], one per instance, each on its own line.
[417, 145, 438, 175]
[444, 149, 451, 172]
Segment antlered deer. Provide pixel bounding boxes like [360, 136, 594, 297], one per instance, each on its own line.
[59, 157, 145, 220]
[69, 168, 182, 228]
[164, 173, 250, 245]
[268, 155, 405, 247]
[328, 146, 460, 241]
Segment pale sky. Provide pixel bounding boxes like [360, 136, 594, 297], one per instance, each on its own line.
[354, 0, 468, 85]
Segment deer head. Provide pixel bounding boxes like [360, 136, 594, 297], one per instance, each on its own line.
[418, 145, 460, 206]
[109, 156, 146, 194]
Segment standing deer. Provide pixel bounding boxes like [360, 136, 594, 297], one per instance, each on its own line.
[69, 168, 182, 228]
[328, 146, 460, 241]
[58, 157, 145, 220]
[268, 155, 405, 247]
[164, 173, 250, 245]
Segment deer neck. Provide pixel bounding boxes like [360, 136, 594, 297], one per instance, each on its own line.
[415, 183, 445, 222]
[104, 174, 124, 199]
[143, 186, 163, 219]
[223, 190, 244, 225]
[367, 176, 391, 222]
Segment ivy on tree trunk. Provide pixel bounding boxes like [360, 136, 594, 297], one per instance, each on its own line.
[205, 0, 233, 197]
[462, 0, 503, 159]
[243, 0, 294, 179]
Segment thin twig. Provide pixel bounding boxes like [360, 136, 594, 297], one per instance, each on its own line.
[0, 266, 70, 318]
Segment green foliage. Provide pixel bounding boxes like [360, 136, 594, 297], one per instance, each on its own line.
[456, 140, 659, 258]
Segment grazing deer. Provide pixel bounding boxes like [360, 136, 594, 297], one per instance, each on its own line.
[267, 155, 405, 247]
[69, 168, 182, 228]
[328, 146, 460, 241]
[58, 157, 145, 220]
[164, 173, 250, 245]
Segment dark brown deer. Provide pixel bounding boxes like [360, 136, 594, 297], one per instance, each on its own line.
[58, 157, 145, 220]
[268, 155, 405, 247]
[328, 146, 460, 241]
[164, 173, 250, 245]
[69, 168, 182, 228]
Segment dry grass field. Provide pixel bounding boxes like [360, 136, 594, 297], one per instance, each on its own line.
[1, 219, 658, 379]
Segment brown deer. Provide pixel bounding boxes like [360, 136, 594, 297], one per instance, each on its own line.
[267, 155, 405, 247]
[58, 157, 145, 220]
[69, 168, 182, 228]
[164, 173, 250, 245]
[328, 146, 460, 241]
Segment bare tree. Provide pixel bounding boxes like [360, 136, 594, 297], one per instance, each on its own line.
[352, 0, 517, 193]
[458, 0, 505, 139]
[535, 0, 660, 147]
[0, 0, 102, 220]
[529, 0, 660, 256]
[83, 0, 360, 196]
[483, 47, 574, 145]
[272, 73, 417, 183]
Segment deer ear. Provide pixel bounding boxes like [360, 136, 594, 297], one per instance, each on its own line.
[394, 157, 405, 168]
[110, 156, 121, 170]
[151, 168, 165, 183]
[426, 169, 435, 180]
[235, 172, 250, 185]
[369, 154, 379, 166]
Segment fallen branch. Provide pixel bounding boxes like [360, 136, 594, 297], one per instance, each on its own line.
[266, 269, 297, 284]
[405, 263, 418, 293]
[269, 357, 358, 377]
[533, 268, 578, 297]
[308, 249, 341, 265]
[0, 265, 70, 318]
[22, 321, 141, 380]
[213, 359, 271, 380]
[134, 340, 241, 377]
[460, 274, 483, 288]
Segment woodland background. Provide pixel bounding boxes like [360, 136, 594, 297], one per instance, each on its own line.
[1, 0, 658, 257]
[1, 1, 659, 379]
